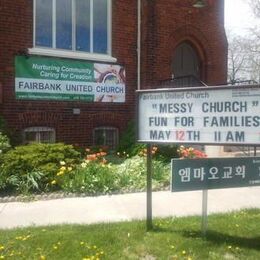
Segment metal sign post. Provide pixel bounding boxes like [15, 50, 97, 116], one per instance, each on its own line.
[146, 144, 153, 231]
[201, 189, 208, 236]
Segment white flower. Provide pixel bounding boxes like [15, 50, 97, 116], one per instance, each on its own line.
[81, 162, 87, 168]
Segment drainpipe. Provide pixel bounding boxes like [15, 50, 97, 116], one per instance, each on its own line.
[137, 0, 141, 90]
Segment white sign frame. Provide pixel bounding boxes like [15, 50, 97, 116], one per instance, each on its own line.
[137, 85, 260, 146]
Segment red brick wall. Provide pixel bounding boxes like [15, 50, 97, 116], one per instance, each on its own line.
[141, 0, 227, 88]
[0, 0, 227, 146]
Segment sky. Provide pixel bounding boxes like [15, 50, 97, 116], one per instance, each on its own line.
[225, 0, 259, 36]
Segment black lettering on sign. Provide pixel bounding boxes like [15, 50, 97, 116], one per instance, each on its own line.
[214, 131, 221, 142]
[150, 130, 171, 140]
[149, 117, 168, 126]
[159, 103, 193, 113]
[226, 131, 245, 142]
[187, 131, 200, 141]
[174, 117, 194, 127]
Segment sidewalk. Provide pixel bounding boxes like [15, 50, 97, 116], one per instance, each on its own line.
[1, 187, 260, 229]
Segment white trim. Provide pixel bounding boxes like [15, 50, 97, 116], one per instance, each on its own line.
[28, 47, 117, 62]
[33, 0, 36, 47]
[72, 0, 76, 51]
[53, 0, 56, 48]
[108, 0, 112, 55]
[23, 127, 56, 143]
[93, 127, 118, 149]
[94, 126, 118, 131]
[24, 126, 55, 132]
[90, 0, 93, 53]
[137, 0, 141, 90]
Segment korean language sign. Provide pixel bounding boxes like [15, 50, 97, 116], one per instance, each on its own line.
[15, 56, 125, 102]
[171, 157, 260, 192]
[137, 86, 260, 145]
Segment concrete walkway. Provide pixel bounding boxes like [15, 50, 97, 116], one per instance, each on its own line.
[1, 187, 260, 229]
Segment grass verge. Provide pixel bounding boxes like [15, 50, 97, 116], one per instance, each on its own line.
[0, 209, 259, 259]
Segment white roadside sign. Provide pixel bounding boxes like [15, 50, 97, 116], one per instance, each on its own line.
[137, 85, 260, 145]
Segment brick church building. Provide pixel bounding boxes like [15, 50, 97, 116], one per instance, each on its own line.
[0, 0, 227, 148]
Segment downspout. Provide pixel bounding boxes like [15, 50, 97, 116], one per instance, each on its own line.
[137, 0, 141, 90]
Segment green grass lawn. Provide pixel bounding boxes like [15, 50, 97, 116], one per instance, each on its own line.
[0, 209, 260, 259]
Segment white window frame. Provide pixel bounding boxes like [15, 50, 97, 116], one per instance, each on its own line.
[93, 127, 118, 150]
[30, 0, 116, 63]
[23, 127, 56, 144]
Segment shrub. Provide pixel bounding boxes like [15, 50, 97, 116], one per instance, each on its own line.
[154, 144, 179, 162]
[117, 120, 146, 156]
[5, 170, 44, 194]
[178, 145, 207, 159]
[0, 132, 11, 187]
[117, 121, 180, 160]
[0, 143, 80, 194]
[0, 131, 11, 154]
[116, 155, 170, 192]
[55, 159, 119, 195]
[0, 142, 172, 195]
[52, 153, 170, 195]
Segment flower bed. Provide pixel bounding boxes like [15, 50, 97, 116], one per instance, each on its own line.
[0, 143, 206, 197]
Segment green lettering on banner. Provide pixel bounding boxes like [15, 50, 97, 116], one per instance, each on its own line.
[16, 92, 94, 102]
[15, 56, 94, 82]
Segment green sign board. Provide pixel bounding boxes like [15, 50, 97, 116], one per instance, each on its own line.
[171, 157, 260, 192]
[15, 56, 126, 102]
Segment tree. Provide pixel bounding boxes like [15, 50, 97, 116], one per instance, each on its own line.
[227, 0, 260, 84]
[227, 33, 259, 84]
[228, 35, 248, 84]
[227, 1, 260, 84]
[248, 0, 260, 18]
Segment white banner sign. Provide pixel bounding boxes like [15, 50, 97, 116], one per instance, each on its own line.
[15, 56, 126, 103]
[137, 86, 260, 145]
